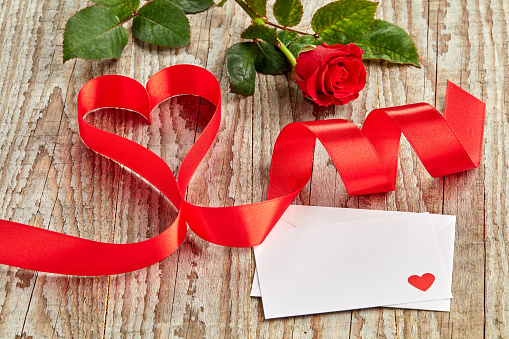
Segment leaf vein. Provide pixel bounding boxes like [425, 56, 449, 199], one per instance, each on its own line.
[67, 24, 125, 57]
[136, 14, 189, 40]
[242, 46, 256, 76]
[316, 5, 374, 35]
[118, 0, 136, 12]
[356, 43, 415, 62]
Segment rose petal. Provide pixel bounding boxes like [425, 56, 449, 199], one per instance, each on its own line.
[316, 64, 329, 94]
[354, 62, 367, 92]
[347, 44, 364, 61]
[323, 72, 335, 93]
[294, 58, 320, 80]
[299, 46, 349, 65]
[321, 43, 349, 53]
[330, 71, 345, 91]
[305, 70, 319, 100]
[295, 80, 309, 96]
[321, 53, 348, 67]
[334, 92, 359, 105]
[339, 59, 362, 89]
[321, 43, 343, 49]
[327, 64, 339, 79]
[338, 66, 348, 81]
[314, 92, 334, 106]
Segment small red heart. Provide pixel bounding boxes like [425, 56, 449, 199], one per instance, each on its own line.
[408, 273, 435, 291]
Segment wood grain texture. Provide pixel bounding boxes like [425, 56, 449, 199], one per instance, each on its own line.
[0, 0, 504, 337]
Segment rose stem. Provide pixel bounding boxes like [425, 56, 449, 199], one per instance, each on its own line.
[233, 0, 258, 19]
[276, 39, 297, 67]
[233, 0, 297, 67]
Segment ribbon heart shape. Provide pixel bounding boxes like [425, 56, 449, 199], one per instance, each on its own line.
[0, 65, 485, 276]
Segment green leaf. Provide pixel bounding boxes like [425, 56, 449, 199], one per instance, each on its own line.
[91, 0, 139, 21]
[132, 0, 190, 47]
[354, 20, 420, 66]
[277, 30, 298, 45]
[226, 42, 257, 95]
[273, 0, 303, 27]
[241, 24, 278, 45]
[313, 36, 323, 45]
[311, 0, 377, 44]
[246, 0, 267, 16]
[254, 41, 289, 74]
[217, 0, 228, 6]
[288, 35, 317, 57]
[169, 0, 214, 13]
[63, 6, 128, 62]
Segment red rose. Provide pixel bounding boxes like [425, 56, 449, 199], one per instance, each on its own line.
[292, 43, 367, 106]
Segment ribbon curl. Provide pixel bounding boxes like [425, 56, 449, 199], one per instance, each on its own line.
[0, 65, 485, 275]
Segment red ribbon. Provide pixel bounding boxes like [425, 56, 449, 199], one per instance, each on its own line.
[0, 65, 485, 275]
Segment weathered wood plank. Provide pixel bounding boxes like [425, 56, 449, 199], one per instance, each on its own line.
[479, 0, 509, 337]
[438, 0, 487, 337]
[0, 0, 101, 337]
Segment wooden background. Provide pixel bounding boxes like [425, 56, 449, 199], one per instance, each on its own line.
[0, 0, 505, 337]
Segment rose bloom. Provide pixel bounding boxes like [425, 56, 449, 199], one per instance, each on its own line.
[292, 43, 367, 106]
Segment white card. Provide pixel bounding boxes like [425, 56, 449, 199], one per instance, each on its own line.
[251, 206, 456, 313]
[252, 206, 454, 319]
[388, 214, 455, 311]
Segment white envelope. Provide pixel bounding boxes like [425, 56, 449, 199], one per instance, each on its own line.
[251, 206, 456, 319]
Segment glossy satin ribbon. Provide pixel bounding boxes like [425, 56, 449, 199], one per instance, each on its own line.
[0, 65, 485, 275]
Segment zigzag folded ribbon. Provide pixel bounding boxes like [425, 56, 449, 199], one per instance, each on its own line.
[0, 65, 485, 275]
